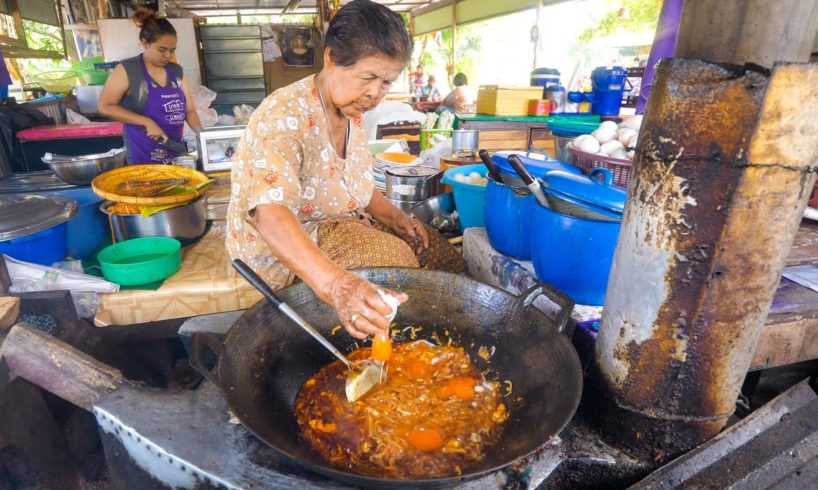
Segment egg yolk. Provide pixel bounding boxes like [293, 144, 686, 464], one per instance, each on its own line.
[372, 333, 392, 362]
[441, 377, 476, 400]
[407, 427, 444, 451]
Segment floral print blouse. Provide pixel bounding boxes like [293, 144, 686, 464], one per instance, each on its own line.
[226, 75, 375, 287]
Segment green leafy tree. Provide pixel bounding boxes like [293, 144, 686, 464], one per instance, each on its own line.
[578, 0, 662, 46]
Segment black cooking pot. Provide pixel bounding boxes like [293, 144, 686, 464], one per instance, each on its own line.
[190, 268, 582, 488]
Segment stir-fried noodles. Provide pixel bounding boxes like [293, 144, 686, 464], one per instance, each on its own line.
[295, 340, 508, 479]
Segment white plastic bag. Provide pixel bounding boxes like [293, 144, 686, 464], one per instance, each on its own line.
[66, 108, 91, 124]
[191, 85, 218, 110]
[233, 104, 255, 125]
[4, 255, 119, 318]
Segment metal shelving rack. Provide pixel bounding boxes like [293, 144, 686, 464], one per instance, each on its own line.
[199, 25, 266, 115]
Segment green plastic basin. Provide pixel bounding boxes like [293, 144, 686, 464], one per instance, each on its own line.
[98, 237, 181, 286]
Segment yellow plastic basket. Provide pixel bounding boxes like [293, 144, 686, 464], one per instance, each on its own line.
[91, 165, 212, 206]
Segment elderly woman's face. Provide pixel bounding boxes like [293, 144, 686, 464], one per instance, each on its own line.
[327, 52, 404, 119]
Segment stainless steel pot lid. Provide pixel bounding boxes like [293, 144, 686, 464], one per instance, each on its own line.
[0, 193, 77, 241]
[384, 165, 441, 177]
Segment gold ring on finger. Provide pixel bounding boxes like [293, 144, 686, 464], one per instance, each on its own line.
[350, 312, 360, 324]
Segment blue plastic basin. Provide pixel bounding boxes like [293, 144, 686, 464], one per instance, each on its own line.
[441, 164, 488, 232]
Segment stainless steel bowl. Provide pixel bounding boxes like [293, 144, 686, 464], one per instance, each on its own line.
[100, 196, 206, 244]
[410, 192, 460, 236]
[42, 150, 126, 185]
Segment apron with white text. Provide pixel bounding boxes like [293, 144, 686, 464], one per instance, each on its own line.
[123, 55, 186, 164]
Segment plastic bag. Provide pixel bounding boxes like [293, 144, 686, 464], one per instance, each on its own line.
[416, 138, 451, 169]
[4, 255, 119, 319]
[217, 114, 236, 126]
[191, 85, 217, 110]
[233, 104, 255, 125]
[66, 108, 91, 124]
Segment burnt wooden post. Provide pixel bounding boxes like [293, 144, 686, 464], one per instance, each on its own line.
[594, 0, 818, 461]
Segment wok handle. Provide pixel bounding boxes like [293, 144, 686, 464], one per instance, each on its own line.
[520, 282, 575, 334]
[189, 332, 225, 388]
[232, 259, 284, 308]
[232, 259, 353, 368]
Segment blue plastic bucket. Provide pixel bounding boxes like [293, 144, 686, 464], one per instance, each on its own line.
[531, 67, 561, 98]
[484, 175, 535, 259]
[441, 164, 488, 232]
[0, 222, 69, 265]
[50, 188, 108, 259]
[530, 203, 621, 306]
[591, 66, 631, 116]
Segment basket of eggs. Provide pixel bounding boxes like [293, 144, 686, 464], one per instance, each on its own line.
[566, 115, 642, 188]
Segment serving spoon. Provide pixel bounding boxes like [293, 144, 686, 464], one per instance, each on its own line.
[232, 259, 386, 402]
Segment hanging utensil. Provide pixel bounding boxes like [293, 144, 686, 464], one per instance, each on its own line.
[231, 259, 383, 402]
[508, 154, 550, 208]
[478, 149, 504, 183]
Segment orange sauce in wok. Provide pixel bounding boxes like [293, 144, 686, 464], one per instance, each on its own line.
[294, 340, 508, 479]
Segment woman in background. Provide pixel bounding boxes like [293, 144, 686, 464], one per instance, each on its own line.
[440, 72, 475, 113]
[98, 8, 200, 163]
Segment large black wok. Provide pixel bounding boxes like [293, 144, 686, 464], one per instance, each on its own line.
[191, 268, 582, 488]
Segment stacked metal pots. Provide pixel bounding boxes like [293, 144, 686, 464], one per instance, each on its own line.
[384, 165, 443, 213]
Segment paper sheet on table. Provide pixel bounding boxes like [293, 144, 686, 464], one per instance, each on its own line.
[782, 265, 818, 293]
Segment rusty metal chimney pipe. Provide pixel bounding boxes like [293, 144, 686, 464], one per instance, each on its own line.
[594, 58, 818, 460]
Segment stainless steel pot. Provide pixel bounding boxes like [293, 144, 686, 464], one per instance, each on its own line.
[100, 196, 206, 244]
[384, 165, 442, 202]
[451, 129, 480, 154]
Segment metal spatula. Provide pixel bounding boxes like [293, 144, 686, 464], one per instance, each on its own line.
[232, 259, 383, 402]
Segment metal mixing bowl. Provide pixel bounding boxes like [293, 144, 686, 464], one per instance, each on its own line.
[410, 192, 460, 237]
[42, 150, 126, 185]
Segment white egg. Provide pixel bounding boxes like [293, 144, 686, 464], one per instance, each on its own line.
[599, 140, 625, 155]
[454, 174, 466, 183]
[610, 148, 628, 160]
[468, 172, 482, 183]
[574, 134, 600, 153]
[596, 151, 609, 157]
[628, 134, 638, 148]
[592, 127, 617, 144]
[626, 150, 635, 160]
[617, 128, 638, 145]
[623, 115, 643, 131]
[599, 120, 619, 132]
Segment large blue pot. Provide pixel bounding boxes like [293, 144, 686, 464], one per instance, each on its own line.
[530, 204, 621, 306]
[484, 175, 534, 259]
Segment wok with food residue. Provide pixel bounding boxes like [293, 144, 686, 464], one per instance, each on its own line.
[190, 268, 581, 488]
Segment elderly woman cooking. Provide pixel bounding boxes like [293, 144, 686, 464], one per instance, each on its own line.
[227, 0, 465, 341]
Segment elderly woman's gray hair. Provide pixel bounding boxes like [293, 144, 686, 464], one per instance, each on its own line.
[324, 0, 414, 67]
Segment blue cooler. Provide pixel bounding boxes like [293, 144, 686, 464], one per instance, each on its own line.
[0, 193, 77, 265]
[591, 66, 631, 116]
[530, 68, 560, 98]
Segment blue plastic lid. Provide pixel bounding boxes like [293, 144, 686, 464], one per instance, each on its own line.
[592, 66, 628, 77]
[542, 168, 626, 217]
[491, 150, 582, 180]
[547, 85, 566, 93]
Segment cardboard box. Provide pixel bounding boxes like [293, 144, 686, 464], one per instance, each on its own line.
[476, 86, 545, 116]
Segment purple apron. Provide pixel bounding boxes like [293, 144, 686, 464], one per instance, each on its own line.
[124, 56, 187, 163]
